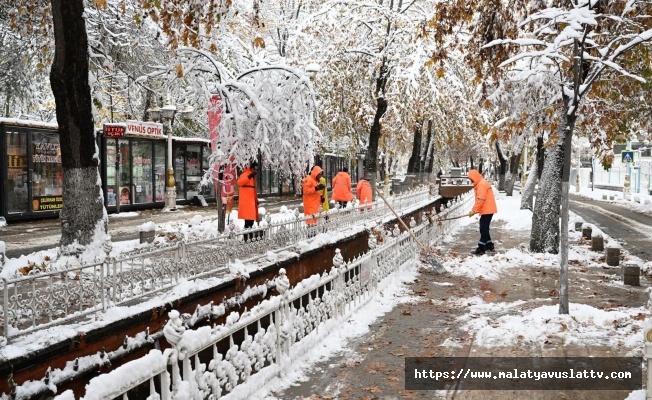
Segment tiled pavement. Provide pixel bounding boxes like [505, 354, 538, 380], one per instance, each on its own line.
[275, 220, 649, 400]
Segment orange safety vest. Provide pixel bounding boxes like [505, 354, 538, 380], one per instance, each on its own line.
[356, 179, 373, 209]
[468, 169, 497, 215]
[237, 167, 259, 221]
[302, 166, 324, 225]
[332, 171, 354, 202]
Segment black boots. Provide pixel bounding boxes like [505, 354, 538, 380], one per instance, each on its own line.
[472, 244, 486, 255]
[472, 242, 495, 255]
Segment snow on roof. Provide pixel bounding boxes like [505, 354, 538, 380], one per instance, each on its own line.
[0, 118, 58, 130]
[173, 136, 210, 144]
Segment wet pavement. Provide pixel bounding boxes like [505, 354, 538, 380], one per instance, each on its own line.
[0, 194, 301, 258]
[275, 219, 649, 400]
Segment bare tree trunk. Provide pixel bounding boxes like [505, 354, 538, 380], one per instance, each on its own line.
[495, 141, 508, 191]
[536, 135, 544, 180]
[505, 151, 522, 196]
[520, 157, 538, 210]
[407, 123, 422, 173]
[422, 119, 434, 173]
[365, 60, 389, 188]
[529, 105, 570, 254]
[50, 0, 107, 253]
[367, 96, 387, 188]
[559, 112, 576, 314]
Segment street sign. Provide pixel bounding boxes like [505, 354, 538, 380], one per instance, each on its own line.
[621, 151, 634, 164]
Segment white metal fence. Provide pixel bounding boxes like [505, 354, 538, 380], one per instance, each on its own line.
[0, 187, 438, 342]
[68, 193, 471, 400]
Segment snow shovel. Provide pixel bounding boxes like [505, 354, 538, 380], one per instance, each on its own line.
[374, 187, 447, 275]
[436, 214, 467, 222]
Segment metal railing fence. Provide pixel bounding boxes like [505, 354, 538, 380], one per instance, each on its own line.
[0, 185, 442, 342]
[73, 192, 471, 400]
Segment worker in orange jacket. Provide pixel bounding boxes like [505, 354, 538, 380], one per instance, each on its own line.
[302, 165, 324, 225]
[467, 169, 497, 255]
[332, 167, 354, 208]
[237, 161, 259, 240]
[356, 176, 373, 210]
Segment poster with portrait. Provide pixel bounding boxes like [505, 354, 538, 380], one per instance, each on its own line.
[119, 186, 131, 205]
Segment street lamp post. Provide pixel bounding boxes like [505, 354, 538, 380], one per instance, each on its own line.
[161, 98, 177, 211]
[147, 97, 193, 212]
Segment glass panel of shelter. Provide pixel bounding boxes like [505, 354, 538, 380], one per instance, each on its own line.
[186, 145, 202, 200]
[154, 142, 166, 202]
[132, 140, 153, 204]
[118, 139, 131, 205]
[106, 140, 117, 206]
[31, 131, 62, 212]
[6, 130, 28, 214]
[174, 146, 185, 200]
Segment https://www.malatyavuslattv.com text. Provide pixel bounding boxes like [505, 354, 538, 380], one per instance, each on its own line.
[404, 357, 641, 390]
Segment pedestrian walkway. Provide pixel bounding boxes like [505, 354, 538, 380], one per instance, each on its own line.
[0, 194, 300, 258]
[275, 220, 649, 400]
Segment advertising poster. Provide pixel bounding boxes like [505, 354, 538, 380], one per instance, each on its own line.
[119, 186, 131, 205]
[32, 196, 63, 211]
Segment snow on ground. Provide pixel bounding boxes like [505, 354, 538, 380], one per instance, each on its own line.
[249, 191, 651, 398]
[574, 184, 652, 214]
[247, 259, 422, 400]
[5, 188, 652, 398]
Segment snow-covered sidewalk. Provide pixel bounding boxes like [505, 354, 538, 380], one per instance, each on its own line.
[262, 193, 649, 399]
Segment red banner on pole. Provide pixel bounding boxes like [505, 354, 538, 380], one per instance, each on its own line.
[208, 94, 235, 198]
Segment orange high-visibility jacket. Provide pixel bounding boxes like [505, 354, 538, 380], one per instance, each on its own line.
[468, 169, 497, 215]
[332, 171, 354, 202]
[356, 179, 373, 209]
[237, 167, 259, 221]
[302, 166, 323, 224]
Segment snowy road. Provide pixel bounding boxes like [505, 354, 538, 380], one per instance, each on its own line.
[0, 197, 302, 258]
[570, 197, 652, 261]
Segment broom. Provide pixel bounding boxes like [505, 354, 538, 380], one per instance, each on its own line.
[374, 187, 447, 275]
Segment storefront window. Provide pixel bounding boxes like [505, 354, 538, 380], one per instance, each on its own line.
[106, 140, 117, 206]
[186, 145, 201, 200]
[31, 132, 63, 212]
[119, 139, 131, 205]
[270, 169, 279, 194]
[201, 146, 212, 196]
[154, 142, 166, 202]
[174, 146, 185, 200]
[132, 141, 153, 204]
[6, 130, 28, 213]
[261, 168, 272, 194]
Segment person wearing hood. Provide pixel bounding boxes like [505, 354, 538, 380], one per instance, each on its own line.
[467, 169, 497, 255]
[237, 161, 259, 240]
[302, 165, 325, 225]
[356, 176, 373, 210]
[332, 167, 354, 208]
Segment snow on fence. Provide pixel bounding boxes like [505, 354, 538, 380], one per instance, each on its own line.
[65, 194, 471, 400]
[0, 187, 441, 342]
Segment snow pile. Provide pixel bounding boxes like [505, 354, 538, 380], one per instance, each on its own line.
[138, 221, 156, 232]
[443, 249, 557, 280]
[461, 301, 647, 353]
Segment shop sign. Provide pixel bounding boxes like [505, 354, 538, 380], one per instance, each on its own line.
[33, 196, 63, 211]
[103, 124, 126, 138]
[125, 120, 164, 137]
[33, 142, 61, 164]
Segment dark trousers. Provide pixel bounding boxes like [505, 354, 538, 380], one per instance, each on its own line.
[479, 214, 493, 245]
[244, 219, 255, 241]
[337, 201, 348, 208]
